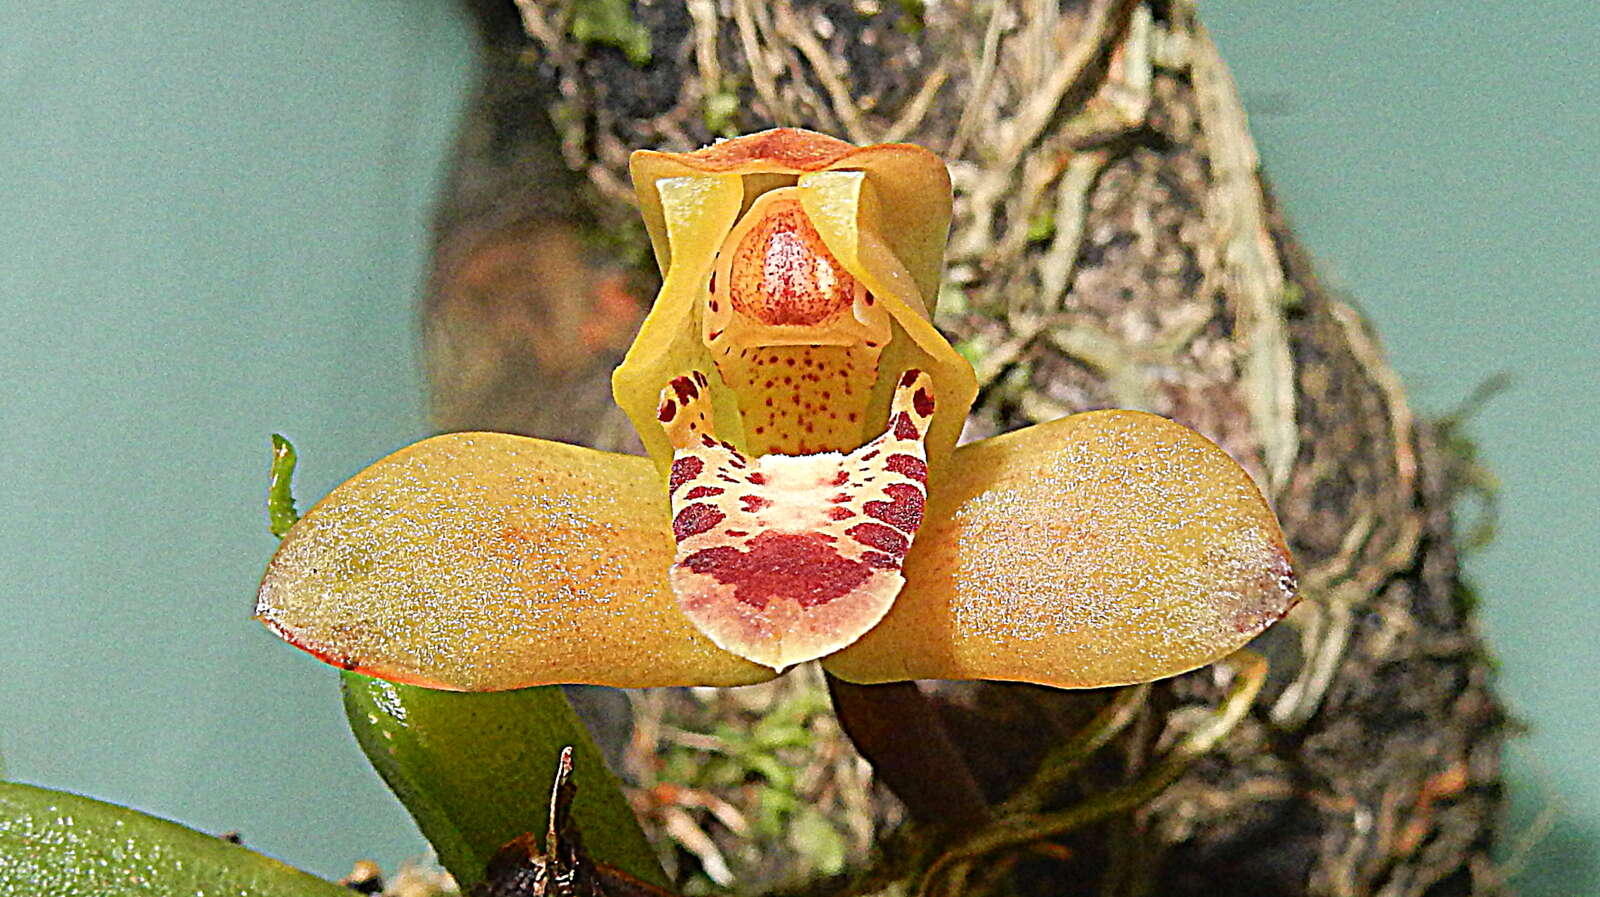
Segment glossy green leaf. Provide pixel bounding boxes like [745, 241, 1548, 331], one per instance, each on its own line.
[0, 781, 349, 897]
[341, 673, 667, 891]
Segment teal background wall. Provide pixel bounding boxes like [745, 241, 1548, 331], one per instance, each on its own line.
[1, 1, 1594, 893]
[0, 0, 473, 878]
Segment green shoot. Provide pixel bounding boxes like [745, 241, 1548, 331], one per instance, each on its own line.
[267, 434, 300, 538]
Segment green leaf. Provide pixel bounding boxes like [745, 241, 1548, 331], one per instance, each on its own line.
[341, 674, 668, 891]
[0, 781, 349, 897]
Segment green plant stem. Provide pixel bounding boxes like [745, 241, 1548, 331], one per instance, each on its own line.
[342, 675, 669, 891]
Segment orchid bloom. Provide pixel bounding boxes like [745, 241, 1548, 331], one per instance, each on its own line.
[256, 129, 1297, 693]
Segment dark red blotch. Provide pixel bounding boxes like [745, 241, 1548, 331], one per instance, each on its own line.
[892, 412, 920, 441]
[864, 483, 925, 533]
[671, 376, 700, 404]
[669, 456, 703, 494]
[673, 504, 725, 541]
[847, 521, 909, 557]
[683, 532, 874, 609]
[884, 453, 927, 482]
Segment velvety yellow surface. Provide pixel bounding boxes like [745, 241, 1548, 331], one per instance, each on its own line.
[255, 433, 773, 690]
[825, 411, 1297, 688]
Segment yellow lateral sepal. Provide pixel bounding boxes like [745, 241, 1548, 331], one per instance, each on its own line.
[825, 410, 1298, 688]
[256, 432, 774, 690]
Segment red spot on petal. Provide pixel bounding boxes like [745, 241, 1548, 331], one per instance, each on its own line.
[748, 472, 767, 485]
[673, 504, 726, 541]
[672, 377, 699, 403]
[683, 532, 873, 609]
[669, 456, 703, 494]
[739, 494, 771, 513]
[860, 551, 898, 569]
[658, 400, 677, 422]
[683, 544, 741, 572]
[702, 434, 718, 447]
[885, 454, 928, 482]
[830, 493, 851, 503]
[684, 485, 725, 500]
[864, 483, 925, 533]
[847, 521, 909, 556]
[827, 506, 854, 521]
[893, 412, 920, 440]
[913, 388, 935, 417]
[831, 470, 849, 486]
[900, 370, 920, 388]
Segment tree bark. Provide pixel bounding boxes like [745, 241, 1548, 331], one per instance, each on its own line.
[424, 2, 1509, 894]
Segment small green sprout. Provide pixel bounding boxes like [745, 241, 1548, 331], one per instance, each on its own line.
[267, 434, 300, 538]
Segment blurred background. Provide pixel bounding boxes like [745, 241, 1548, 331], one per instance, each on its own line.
[0, 1, 1594, 894]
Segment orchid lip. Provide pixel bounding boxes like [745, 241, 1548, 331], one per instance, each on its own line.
[659, 369, 936, 670]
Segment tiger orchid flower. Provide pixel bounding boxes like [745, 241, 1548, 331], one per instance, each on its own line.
[256, 129, 1297, 693]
